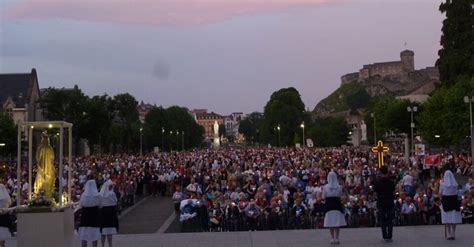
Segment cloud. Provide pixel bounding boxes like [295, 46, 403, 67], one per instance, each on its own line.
[3, 0, 331, 26]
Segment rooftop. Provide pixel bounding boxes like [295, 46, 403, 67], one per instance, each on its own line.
[0, 68, 38, 106]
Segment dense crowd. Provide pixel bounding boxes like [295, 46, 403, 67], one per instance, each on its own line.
[0, 147, 473, 232]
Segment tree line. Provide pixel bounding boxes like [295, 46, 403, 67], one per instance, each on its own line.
[0, 85, 204, 156]
[239, 87, 351, 148]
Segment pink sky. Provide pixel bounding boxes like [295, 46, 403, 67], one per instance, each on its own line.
[4, 0, 331, 26]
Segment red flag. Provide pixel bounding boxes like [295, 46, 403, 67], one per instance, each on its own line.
[424, 154, 441, 167]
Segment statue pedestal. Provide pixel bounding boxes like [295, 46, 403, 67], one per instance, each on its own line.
[17, 208, 74, 247]
[213, 136, 220, 149]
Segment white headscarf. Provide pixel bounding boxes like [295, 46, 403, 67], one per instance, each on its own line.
[100, 180, 117, 207]
[0, 184, 11, 207]
[99, 180, 114, 198]
[441, 170, 458, 187]
[82, 180, 99, 197]
[326, 171, 340, 189]
[80, 180, 101, 207]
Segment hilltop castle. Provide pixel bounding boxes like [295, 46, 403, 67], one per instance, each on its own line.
[341, 50, 438, 85]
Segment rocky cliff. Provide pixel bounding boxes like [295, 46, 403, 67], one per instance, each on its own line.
[312, 69, 440, 117]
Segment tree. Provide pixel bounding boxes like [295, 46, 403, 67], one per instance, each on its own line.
[143, 106, 168, 151]
[110, 93, 140, 152]
[261, 87, 306, 146]
[239, 112, 264, 144]
[346, 88, 371, 110]
[218, 124, 227, 142]
[308, 117, 350, 147]
[419, 76, 474, 146]
[436, 0, 474, 86]
[164, 106, 203, 150]
[0, 112, 16, 156]
[83, 95, 113, 152]
[40, 85, 89, 153]
[364, 95, 416, 139]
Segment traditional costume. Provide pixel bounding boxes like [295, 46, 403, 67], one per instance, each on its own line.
[0, 184, 12, 241]
[78, 180, 101, 241]
[323, 172, 347, 228]
[440, 171, 462, 224]
[99, 180, 119, 235]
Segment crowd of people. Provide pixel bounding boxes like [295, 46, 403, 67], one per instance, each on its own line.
[0, 147, 473, 244]
[166, 148, 473, 232]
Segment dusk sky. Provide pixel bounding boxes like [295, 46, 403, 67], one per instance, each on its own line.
[0, 0, 443, 114]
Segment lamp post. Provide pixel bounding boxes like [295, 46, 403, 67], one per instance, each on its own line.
[277, 125, 281, 147]
[161, 127, 165, 152]
[182, 131, 185, 151]
[407, 106, 418, 156]
[300, 122, 305, 148]
[370, 113, 376, 145]
[169, 131, 173, 151]
[139, 128, 143, 156]
[464, 96, 474, 168]
[176, 131, 180, 150]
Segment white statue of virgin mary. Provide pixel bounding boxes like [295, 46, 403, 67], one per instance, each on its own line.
[213, 121, 220, 148]
[213, 121, 219, 136]
[361, 120, 368, 142]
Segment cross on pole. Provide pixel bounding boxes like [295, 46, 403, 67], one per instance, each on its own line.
[371, 140, 390, 168]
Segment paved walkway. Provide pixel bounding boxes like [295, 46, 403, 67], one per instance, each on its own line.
[119, 197, 174, 234]
[5, 225, 474, 247]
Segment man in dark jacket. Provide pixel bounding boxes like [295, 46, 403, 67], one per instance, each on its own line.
[373, 165, 396, 242]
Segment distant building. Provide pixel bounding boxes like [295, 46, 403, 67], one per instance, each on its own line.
[341, 50, 437, 85]
[224, 112, 245, 139]
[0, 68, 42, 124]
[192, 109, 224, 138]
[137, 101, 154, 123]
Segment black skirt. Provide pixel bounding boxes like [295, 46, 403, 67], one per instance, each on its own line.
[441, 195, 461, 212]
[100, 206, 119, 230]
[0, 214, 13, 233]
[325, 197, 344, 213]
[79, 206, 100, 228]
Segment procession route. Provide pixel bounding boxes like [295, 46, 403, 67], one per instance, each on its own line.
[119, 197, 174, 234]
[5, 224, 473, 247]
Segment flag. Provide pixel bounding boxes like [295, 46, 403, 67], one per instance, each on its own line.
[424, 154, 441, 167]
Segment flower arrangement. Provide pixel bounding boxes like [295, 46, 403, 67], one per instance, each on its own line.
[28, 190, 57, 208]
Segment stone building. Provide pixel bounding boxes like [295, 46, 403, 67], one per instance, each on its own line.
[224, 112, 244, 139]
[0, 68, 42, 124]
[341, 50, 416, 84]
[137, 101, 154, 123]
[192, 109, 224, 138]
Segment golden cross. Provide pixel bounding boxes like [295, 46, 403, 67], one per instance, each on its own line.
[371, 140, 390, 168]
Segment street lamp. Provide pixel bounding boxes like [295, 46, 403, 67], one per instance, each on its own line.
[277, 125, 281, 147]
[407, 106, 418, 156]
[182, 131, 185, 151]
[139, 128, 143, 156]
[0, 143, 5, 147]
[161, 127, 165, 151]
[370, 113, 377, 145]
[300, 122, 305, 148]
[464, 96, 474, 168]
[176, 131, 180, 150]
[169, 131, 173, 151]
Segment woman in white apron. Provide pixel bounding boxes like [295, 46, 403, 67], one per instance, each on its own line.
[99, 180, 118, 247]
[78, 180, 102, 247]
[439, 170, 462, 240]
[323, 171, 346, 245]
[0, 184, 12, 247]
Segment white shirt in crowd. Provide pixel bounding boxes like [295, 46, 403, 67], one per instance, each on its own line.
[402, 174, 414, 186]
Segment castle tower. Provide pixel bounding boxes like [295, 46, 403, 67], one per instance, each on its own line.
[400, 50, 415, 72]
